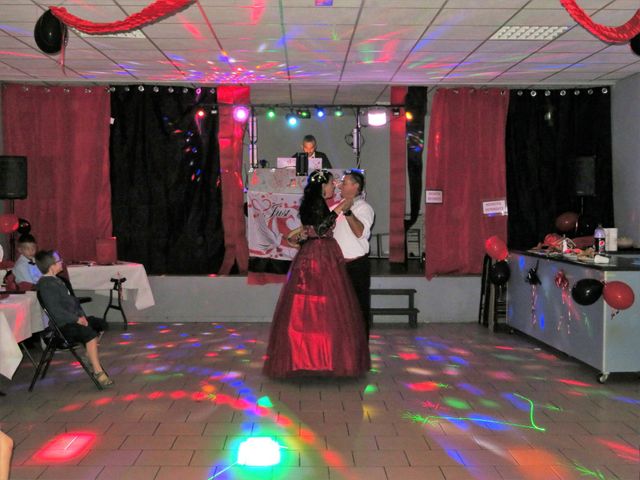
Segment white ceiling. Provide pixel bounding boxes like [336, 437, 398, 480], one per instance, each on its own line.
[1, 0, 639, 104]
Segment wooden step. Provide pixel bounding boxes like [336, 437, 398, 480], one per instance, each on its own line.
[370, 307, 419, 329]
[370, 288, 417, 295]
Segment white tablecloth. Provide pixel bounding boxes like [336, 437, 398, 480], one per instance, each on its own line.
[0, 293, 45, 379]
[67, 262, 155, 310]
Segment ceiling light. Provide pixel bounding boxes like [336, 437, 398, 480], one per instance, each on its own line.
[367, 108, 387, 127]
[233, 106, 250, 122]
[286, 112, 298, 127]
[391, 107, 400, 117]
[334, 107, 343, 117]
[297, 109, 310, 119]
[405, 111, 414, 121]
[315, 107, 325, 119]
[266, 107, 276, 119]
[490, 25, 569, 41]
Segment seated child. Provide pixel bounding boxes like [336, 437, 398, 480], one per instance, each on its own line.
[35, 250, 113, 387]
[13, 234, 41, 291]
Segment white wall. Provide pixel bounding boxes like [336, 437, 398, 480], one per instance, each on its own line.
[611, 73, 640, 243]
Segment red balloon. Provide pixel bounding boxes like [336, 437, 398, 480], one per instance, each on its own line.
[603, 281, 635, 310]
[0, 214, 19, 234]
[485, 235, 508, 261]
[555, 211, 579, 233]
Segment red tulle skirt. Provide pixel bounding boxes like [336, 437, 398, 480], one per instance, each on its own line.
[263, 237, 371, 378]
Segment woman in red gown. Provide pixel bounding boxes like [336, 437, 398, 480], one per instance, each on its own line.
[263, 170, 371, 378]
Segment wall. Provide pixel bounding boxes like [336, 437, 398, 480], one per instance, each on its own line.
[611, 73, 640, 243]
[79, 274, 480, 325]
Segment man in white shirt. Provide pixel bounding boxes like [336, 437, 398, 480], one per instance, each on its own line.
[333, 169, 375, 340]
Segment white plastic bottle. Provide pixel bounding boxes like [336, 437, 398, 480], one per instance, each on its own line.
[593, 224, 606, 254]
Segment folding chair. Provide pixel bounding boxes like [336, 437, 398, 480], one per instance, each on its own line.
[29, 292, 104, 391]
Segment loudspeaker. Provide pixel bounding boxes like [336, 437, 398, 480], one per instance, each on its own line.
[0, 156, 27, 199]
[574, 156, 595, 197]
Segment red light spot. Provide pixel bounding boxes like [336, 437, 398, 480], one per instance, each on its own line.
[146, 353, 159, 359]
[122, 393, 139, 401]
[557, 378, 591, 387]
[495, 346, 515, 350]
[93, 397, 112, 406]
[59, 403, 83, 412]
[398, 352, 420, 360]
[170, 390, 187, 399]
[34, 433, 95, 462]
[406, 381, 440, 391]
[205, 352, 219, 357]
[147, 391, 165, 400]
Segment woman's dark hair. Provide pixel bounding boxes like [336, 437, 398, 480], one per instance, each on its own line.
[299, 170, 333, 230]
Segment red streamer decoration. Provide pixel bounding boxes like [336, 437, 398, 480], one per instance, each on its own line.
[50, 0, 193, 34]
[555, 270, 569, 291]
[560, 0, 640, 43]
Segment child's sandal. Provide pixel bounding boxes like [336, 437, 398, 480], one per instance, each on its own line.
[93, 371, 114, 387]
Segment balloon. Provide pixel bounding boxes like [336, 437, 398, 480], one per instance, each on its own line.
[34, 10, 67, 55]
[16, 218, 31, 235]
[571, 278, 604, 306]
[489, 261, 510, 286]
[0, 214, 19, 234]
[631, 34, 640, 56]
[576, 214, 596, 237]
[485, 235, 508, 261]
[603, 281, 635, 310]
[555, 211, 578, 233]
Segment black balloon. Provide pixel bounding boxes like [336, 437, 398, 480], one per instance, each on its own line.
[16, 218, 31, 235]
[489, 261, 510, 286]
[576, 214, 596, 237]
[631, 34, 640, 56]
[571, 278, 604, 306]
[34, 10, 67, 54]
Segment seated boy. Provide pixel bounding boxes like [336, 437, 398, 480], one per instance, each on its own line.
[35, 250, 113, 387]
[13, 234, 41, 291]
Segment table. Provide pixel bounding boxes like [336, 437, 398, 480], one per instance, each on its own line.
[507, 251, 640, 382]
[0, 293, 45, 379]
[66, 262, 155, 310]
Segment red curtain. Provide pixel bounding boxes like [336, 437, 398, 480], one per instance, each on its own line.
[389, 86, 407, 263]
[217, 86, 250, 274]
[425, 88, 509, 279]
[2, 85, 112, 261]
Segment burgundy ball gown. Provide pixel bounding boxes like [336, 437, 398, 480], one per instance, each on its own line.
[263, 227, 371, 378]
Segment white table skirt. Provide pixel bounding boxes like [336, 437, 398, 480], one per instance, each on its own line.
[0, 293, 45, 379]
[67, 262, 155, 310]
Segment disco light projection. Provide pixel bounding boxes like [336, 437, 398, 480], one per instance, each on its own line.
[404, 393, 546, 432]
[572, 462, 607, 479]
[206, 437, 282, 479]
[34, 433, 95, 462]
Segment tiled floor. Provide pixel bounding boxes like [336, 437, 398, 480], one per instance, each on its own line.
[1, 322, 639, 480]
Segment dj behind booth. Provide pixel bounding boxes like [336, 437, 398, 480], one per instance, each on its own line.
[291, 134, 332, 169]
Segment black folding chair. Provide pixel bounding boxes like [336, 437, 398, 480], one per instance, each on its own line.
[29, 292, 104, 391]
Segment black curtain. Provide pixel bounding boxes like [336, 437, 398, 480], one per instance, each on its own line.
[404, 86, 428, 231]
[110, 86, 224, 274]
[505, 88, 613, 250]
